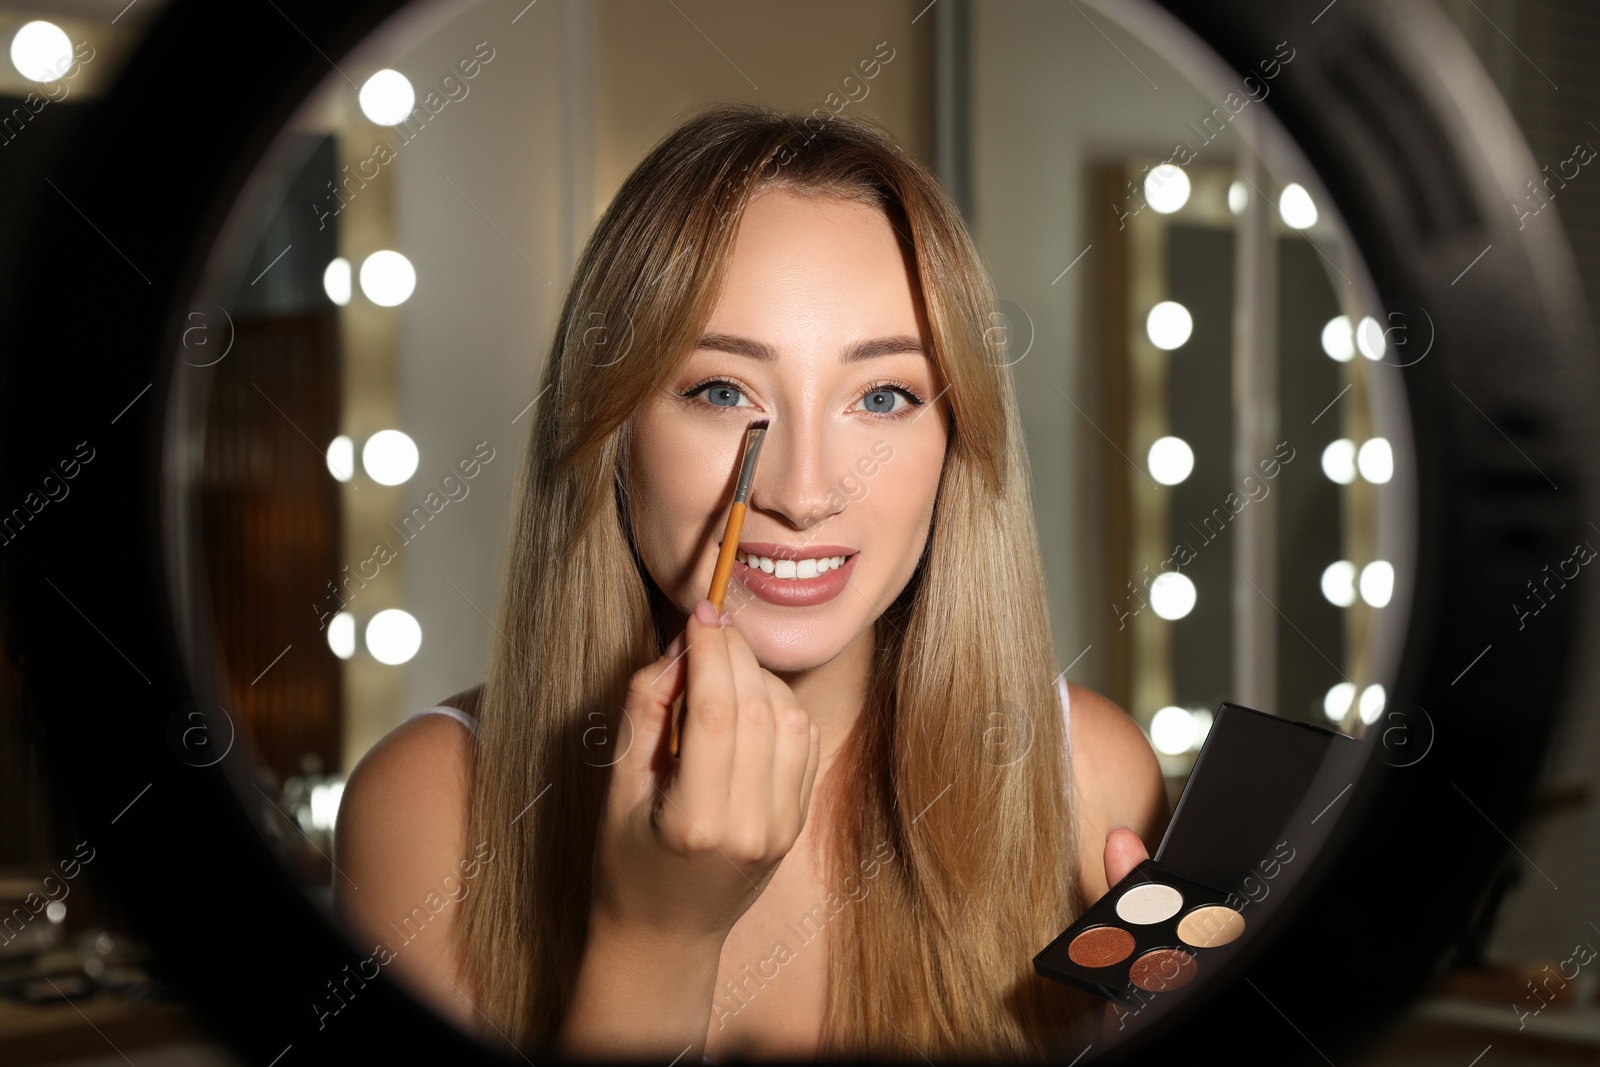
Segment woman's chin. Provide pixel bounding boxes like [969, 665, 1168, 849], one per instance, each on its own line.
[688, 592, 867, 674]
[761, 653, 837, 676]
[740, 629, 853, 677]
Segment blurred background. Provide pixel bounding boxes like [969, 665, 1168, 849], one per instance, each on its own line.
[0, 0, 1596, 1063]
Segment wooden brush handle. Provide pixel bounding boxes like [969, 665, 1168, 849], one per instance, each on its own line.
[707, 500, 747, 613]
[669, 693, 687, 759]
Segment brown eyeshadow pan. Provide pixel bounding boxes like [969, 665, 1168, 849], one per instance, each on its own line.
[1128, 948, 1198, 992]
[1066, 926, 1135, 968]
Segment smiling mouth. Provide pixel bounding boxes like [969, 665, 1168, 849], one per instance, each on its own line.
[726, 546, 859, 607]
[737, 551, 850, 580]
[716, 541, 859, 581]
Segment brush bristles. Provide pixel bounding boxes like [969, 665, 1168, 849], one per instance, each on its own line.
[747, 419, 770, 431]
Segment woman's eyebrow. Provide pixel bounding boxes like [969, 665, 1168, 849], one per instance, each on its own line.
[694, 333, 926, 363]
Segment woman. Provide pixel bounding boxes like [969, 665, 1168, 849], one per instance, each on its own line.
[332, 102, 1166, 1062]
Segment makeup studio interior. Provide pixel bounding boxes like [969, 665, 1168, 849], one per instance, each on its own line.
[2, 1, 1599, 1064]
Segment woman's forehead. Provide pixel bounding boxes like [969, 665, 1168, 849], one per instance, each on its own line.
[707, 190, 926, 343]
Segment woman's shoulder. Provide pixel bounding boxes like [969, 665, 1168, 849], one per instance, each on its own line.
[332, 686, 484, 1028]
[335, 684, 484, 894]
[348, 682, 482, 791]
[1063, 682, 1167, 845]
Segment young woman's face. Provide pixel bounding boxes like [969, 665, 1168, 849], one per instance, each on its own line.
[627, 186, 949, 671]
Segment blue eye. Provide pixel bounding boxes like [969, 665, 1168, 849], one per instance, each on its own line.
[852, 381, 926, 418]
[684, 380, 753, 408]
[858, 388, 905, 415]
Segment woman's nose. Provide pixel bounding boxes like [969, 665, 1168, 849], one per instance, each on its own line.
[745, 418, 842, 531]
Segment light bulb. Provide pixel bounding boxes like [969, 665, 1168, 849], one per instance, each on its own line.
[1150, 572, 1196, 620]
[326, 434, 354, 482]
[359, 69, 416, 126]
[1358, 684, 1386, 724]
[359, 250, 416, 307]
[1322, 439, 1356, 485]
[362, 429, 419, 486]
[1324, 683, 1356, 722]
[1146, 301, 1193, 350]
[1148, 436, 1195, 486]
[1145, 164, 1191, 214]
[1321, 561, 1356, 608]
[1321, 315, 1354, 362]
[1359, 561, 1394, 608]
[327, 612, 356, 659]
[1150, 706, 1198, 755]
[366, 609, 422, 666]
[10, 21, 72, 83]
[1357, 438, 1393, 484]
[323, 257, 352, 307]
[1278, 183, 1317, 229]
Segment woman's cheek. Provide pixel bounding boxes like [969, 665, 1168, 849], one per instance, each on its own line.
[894, 439, 943, 525]
[635, 427, 724, 597]
[898, 444, 944, 566]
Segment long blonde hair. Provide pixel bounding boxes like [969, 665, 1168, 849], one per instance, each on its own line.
[457, 101, 1087, 1059]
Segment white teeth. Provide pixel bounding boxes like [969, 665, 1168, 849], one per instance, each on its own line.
[738, 552, 850, 580]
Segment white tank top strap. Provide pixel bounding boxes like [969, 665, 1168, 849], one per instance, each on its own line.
[1056, 674, 1074, 770]
[408, 704, 479, 736]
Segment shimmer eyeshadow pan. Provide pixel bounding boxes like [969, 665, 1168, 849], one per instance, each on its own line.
[1034, 701, 1361, 1006]
[1067, 926, 1135, 968]
[1178, 905, 1245, 949]
[1130, 948, 1198, 992]
[1115, 883, 1182, 924]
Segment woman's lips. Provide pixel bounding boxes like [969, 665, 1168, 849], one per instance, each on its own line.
[733, 551, 858, 607]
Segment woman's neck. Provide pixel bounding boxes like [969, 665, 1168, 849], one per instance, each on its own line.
[772, 618, 874, 778]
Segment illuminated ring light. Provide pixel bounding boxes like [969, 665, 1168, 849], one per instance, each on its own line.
[6, 0, 1595, 1064]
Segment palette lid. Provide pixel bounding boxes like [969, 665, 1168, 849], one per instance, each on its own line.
[1152, 702, 1366, 891]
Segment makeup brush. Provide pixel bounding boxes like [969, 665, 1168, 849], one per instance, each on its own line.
[671, 418, 769, 758]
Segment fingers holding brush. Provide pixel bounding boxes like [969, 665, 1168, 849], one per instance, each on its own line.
[672, 602, 821, 836]
[721, 621, 777, 829]
[761, 666, 823, 843]
[673, 599, 740, 815]
[704, 615, 822, 851]
[595, 601, 789, 943]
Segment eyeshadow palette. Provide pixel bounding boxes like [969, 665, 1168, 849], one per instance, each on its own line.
[1036, 859, 1243, 1005]
[1034, 701, 1361, 1005]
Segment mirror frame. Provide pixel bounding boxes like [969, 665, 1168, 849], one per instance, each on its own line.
[4, 0, 1595, 1062]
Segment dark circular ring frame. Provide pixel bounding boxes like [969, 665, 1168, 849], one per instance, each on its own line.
[6, 0, 1597, 1063]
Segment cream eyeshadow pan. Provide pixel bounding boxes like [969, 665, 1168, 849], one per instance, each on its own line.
[1177, 904, 1246, 949]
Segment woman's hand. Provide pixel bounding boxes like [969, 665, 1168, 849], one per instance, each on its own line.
[592, 598, 823, 948]
[1102, 825, 1150, 890]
